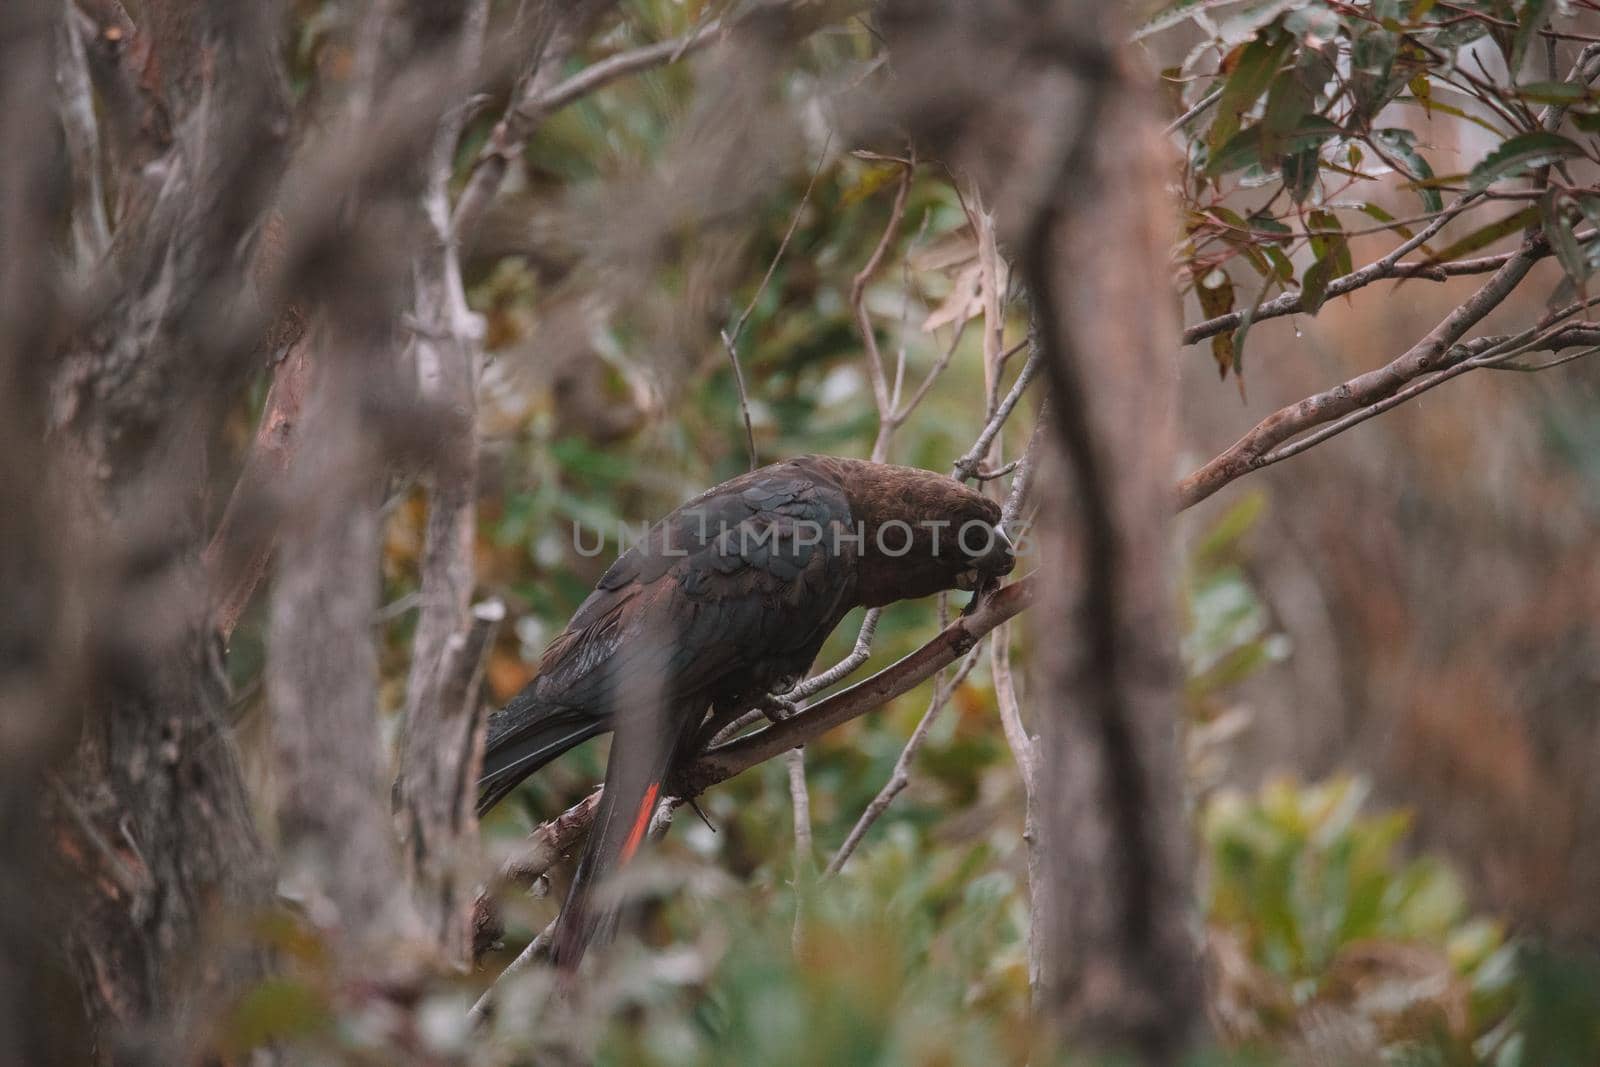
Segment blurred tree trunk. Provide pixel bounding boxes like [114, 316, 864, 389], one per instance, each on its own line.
[877, 0, 1204, 1059]
[0, 3, 92, 1060]
[1016, 15, 1203, 1063]
[395, 0, 495, 966]
[44, 0, 290, 1056]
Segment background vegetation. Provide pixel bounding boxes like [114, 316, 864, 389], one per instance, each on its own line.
[8, 0, 1600, 1063]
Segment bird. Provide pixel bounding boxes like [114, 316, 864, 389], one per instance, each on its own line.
[477, 454, 1016, 968]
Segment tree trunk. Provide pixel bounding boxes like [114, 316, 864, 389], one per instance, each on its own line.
[1017, 17, 1205, 1065]
[395, 0, 494, 966]
[0, 4, 93, 1059]
[875, 0, 1203, 1059]
[44, 0, 291, 1057]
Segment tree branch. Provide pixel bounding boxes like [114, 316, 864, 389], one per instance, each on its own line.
[825, 640, 986, 875]
[1181, 192, 1487, 346]
[203, 333, 313, 642]
[1178, 237, 1543, 509]
[489, 577, 1035, 897]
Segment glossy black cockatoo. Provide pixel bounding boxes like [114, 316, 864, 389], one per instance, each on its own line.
[477, 454, 1016, 968]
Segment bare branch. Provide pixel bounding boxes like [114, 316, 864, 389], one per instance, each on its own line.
[989, 622, 1034, 787]
[467, 916, 556, 1024]
[720, 133, 834, 471]
[852, 160, 914, 461]
[825, 641, 985, 875]
[1178, 238, 1543, 509]
[688, 577, 1034, 790]
[951, 345, 1038, 479]
[493, 579, 1035, 892]
[453, 6, 722, 239]
[395, 0, 496, 965]
[203, 333, 313, 642]
[54, 7, 110, 265]
[785, 747, 813, 861]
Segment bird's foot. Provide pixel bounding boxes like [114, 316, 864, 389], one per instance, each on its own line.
[684, 796, 718, 833]
[961, 575, 1000, 617]
[759, 694, 799, 724]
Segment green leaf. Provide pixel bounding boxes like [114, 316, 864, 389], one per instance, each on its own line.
[1511, 0, 1553, 77]
[1299, 211, 1349, 315]
[1133, 0, 1260, 40]
[223, 979, 333, 1057]
[1230, 271, 1277, 388]
[1542, 194, 1589, 284]
[1208, 31, 1295, 158]
[1195, 267, 1237, 379]
[1424, 205, 1540, 265]
[1372, 128, 1444, 213]
[1514, 80, 1598, 104]
[1307, 210, 1352, 275]
[1577, 194, 1600, 234]
[1208, 116, 1343, 177]
[1466, 131, 1585, 192]
[1260, 68, 1314, 162]
[1394, 94, 1512, 137]
[1355, 201, 1419, 243]
[1301, 255, 1337, 315]
[1281, 147, 1319, 203]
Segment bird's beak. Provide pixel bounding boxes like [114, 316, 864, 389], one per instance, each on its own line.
[978, 522, 1016, 576]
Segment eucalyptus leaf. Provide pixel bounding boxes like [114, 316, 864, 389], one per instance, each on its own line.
[1466, 131, 1585, 192]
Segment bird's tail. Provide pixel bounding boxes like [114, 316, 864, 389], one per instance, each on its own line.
[477, 690, 607, 816]
[548, 706, 701, 970]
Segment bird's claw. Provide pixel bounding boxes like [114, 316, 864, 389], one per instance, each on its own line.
[961, 575, 1000, 616]
[759, 694, 799, 724]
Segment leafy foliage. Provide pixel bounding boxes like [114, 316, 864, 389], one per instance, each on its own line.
[1164, 0, 1600, 380]
[213, 1, 1600, 1062]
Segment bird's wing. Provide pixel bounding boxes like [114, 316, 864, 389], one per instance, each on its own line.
[532, 464, 859, 714]
[539, 467, 860, 969]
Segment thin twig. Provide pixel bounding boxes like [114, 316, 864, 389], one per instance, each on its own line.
[989, 622, 1034, 788]
[1181, 192, 1485, 346]
[785, 747, 813, 861]
[825, 641, 985, 875]
[951, 347, 1039, 479]
[467, 916, 557, 1024]
[1178, 235, 1542, 509]
[1164, 86, 1222, 135]
[49, 776, 149, 902]
[720, 133, 834, 471]
[852, 160, 915, 461]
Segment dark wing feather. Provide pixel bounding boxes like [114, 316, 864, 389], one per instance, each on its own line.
[478, 461, 860, 814]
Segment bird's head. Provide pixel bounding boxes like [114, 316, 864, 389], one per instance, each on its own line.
[798, 456, 1016, 608]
